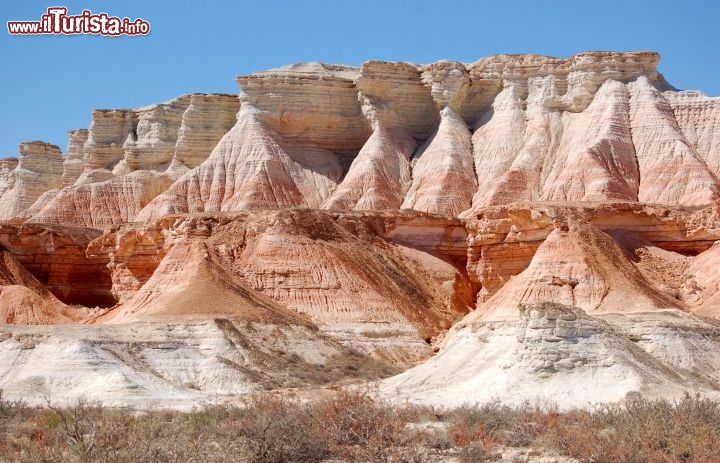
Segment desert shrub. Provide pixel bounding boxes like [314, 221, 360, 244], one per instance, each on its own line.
[0, 390, 36, 453]
[236, 393, 331, 463]
[0, 397, 249, 463]
[445, 400, 546, 452]
[313, 389, 426, 462]
[543, 393, 720, 462]
[457, 441, 502, 463]
[229, 390, 433, 463]
[1, 390, 720, 462]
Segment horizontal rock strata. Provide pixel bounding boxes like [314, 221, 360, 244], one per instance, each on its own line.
[0, 51, 719, 409]
[0, 142, 63, 220]
[90, 210, 474, 365]
[12, 94, 239, 228]
[1, 51, 717, 228]
[136, 51, 720, 225]
[0, 223, 112, 307]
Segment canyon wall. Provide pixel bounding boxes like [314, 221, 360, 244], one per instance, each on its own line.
[3, 51, 718, 230]
[13, 94, 240, 228]
[1, 51, 719, 407]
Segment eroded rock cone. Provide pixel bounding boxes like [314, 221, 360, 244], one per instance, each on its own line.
[380, 302, 700, 409]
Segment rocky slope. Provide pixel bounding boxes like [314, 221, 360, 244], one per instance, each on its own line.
[0, 319, 398, 407]
[0, 142, 63, 220]
[2, 201, 719, 407]
[17, 94, 239, 228]
[1, 51, 717, 228]
[136, 50, 720, 223]
[88, 210, 473, 366]
[380, 303, 720, 409]
[0, 250, 82, 324]
[380, 203, 720, 407]
[0, 50, 719, 408]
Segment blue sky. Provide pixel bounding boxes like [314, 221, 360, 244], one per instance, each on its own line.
[1, 0, 718, 157]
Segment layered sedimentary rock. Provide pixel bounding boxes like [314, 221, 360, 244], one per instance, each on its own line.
[667, 91, 720, 174]
[137, 50, 720, 224]
[85, 221, 169, 303]
[109, 240, 314, 324]
[323, 61, 435, 210]
[79, 95, 237, 174]
[628, 77, 720, 205]
[21, 94, 239, 228]
[469, 225, 677, 321]
[465, 202, 720, 304]
[0, 251, 82, 324]
[2, 51, 719, 228]
[0, 142, 63, 220]
[122, 95, 193, 171]
[29, 171, 174, 229]
[0, 223, 112, 307]
[463, 51, 677, 212]
[402, 61, 477, 216]
[1, 51, 719, 409]
[541, 80, 639, 202]
[0, 53, 701, 227]
[61, 129, 88, 186]
[174, 94, 240, 169]
[0, 158, 18, 198]
[379, 202, 720, 407]
[139, 64, 370, 220]
[82, 109, 134, 171]
[0, 318, 398, 407]
[380, 303, 720, 408]
[92, 210, 473, 365]
[138, 108, 345, 219]
[204, 210, 470, 332]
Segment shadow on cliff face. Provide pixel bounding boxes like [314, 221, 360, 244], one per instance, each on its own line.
[0, 223, 115, 308]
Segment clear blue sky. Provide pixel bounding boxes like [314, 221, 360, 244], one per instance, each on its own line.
[1, 0, 718, 157]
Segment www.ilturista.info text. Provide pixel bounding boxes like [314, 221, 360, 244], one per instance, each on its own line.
[7, 7, 150, 36]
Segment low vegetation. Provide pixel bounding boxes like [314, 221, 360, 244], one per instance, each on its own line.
[0, 390, 718, 462]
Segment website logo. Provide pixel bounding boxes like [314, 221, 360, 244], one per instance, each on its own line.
[7, 7, 150, 36]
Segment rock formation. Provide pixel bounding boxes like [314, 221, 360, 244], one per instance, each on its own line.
[1, 51, 717, 229]
[465, 202, 720, 304]
[380, 303, 720, 409]
[61, 129, 88, 186]
[91, 210, 473, 365]
[0, 158, 18, 198]
[380, 203, 720, 407]
[322, 61, 434, 211]
[133, 51, 720, 224]
[0, 50, 719, 408]
[30, 171, 174, 229]
[401, 61, 477, 216]
[470, 225, 676, 321]
[0, 317, 397, 406]
[18, 94, 239, 229]
[667, 91, 720, 174]
[137, 64, 370, 219]
[0, 142, 63, 220]
[108, 239, 315, 324]
[0, 250, 82, 324]
[628, 77, 719, 205]
[0, 223, 113, 307]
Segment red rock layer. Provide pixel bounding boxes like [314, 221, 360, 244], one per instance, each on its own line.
[0, 224, 113, 307]
[0, 251, 81, 324]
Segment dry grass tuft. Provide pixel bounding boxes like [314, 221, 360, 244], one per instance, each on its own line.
[0, 390, 718, 462]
